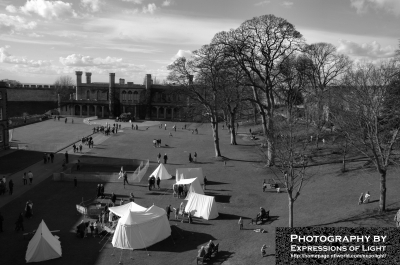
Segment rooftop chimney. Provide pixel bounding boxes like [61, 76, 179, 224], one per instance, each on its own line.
[85, 72, 92, 84]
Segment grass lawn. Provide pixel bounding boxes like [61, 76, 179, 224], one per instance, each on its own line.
[0, 120, 399, 265]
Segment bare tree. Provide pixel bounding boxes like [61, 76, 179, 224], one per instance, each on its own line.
[214, 14, 305, 166]
[330, 60, 400, 212]
[301, 43, 352, 148]
[167, 44, 230, 157]
[54, 75, 75, 100]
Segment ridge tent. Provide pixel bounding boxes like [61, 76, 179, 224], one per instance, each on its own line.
[174, 177, 204, 199]
[176, 168, 204, 184]
[26, 220, 62, 263]
[149, 163, 172, 180]
[185, 193, 219, 220]
[112, 205, 171, 250]
[109, 202, 147, 217]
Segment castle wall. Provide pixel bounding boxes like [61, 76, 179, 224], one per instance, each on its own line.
[7, 88, 57, 101]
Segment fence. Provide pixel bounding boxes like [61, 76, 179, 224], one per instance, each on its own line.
[131, 160, 149, 183]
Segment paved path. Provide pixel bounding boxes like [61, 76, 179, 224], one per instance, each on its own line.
[0, 132, 110, 209]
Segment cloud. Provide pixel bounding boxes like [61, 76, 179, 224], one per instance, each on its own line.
[122, 0, 143, 3]
[337, 39, 396, 59]
[350, 0, 400, 16]
[171, 49, 192, 61]
[20, 0, 77, 19]
[254, 1, 271, 6]
[0, 46, 52, 67]
[5, 5, 18, 13]
[142, 3, 157, 14]
[81, 0, 103, 12]
[122, 8, 139, 15]
[162, 0, 171, 6]
[28, 32, 43, 37]
[282, 1, 293, 7]
[0, 14, 37, 34]
[60, 54, 130, 68]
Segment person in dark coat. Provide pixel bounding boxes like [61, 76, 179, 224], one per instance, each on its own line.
[165, 205, 172, 220]
[123, 172, 129, 188]
[111, 193, 117, 206]
[100, 184, 105, 197]
[65, 151, 69, 163]
[96, 184, 101, 197]
[9, 179, 14, 195]
[15, 213, 24, 231]
[50, 153, 54, 163]
[189, 153, 193, 163]
[148, 177, 152, 191]
[25, 202, 32, 219]
[156, 176, 161, 189]
[163, 153, 168, 164]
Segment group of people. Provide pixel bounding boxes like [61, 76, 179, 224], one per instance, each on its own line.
[174, 184, 188, 199]
[0, 177, 13, 195]
[131, 124, 139, 130]
[148, 175, 161, 190]
[188, 152, 197, 163]
[13, 200, 34, 232]
[96, 184, 105, 198]
[165, 202, 192, 223]
[42, 153, 54, 164]
[81, 136, 94, 148]
[153, 139, 162, 148]
[156, 153, 169, 164]
[358, 191, 371, 204]
[197, 240, 216, 258]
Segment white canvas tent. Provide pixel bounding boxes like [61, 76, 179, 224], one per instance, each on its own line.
[174, 177, 204, 199]
[176, 168, 204, 184]
[185, 193, 219, 220]
[26, 220, 62, 263]
[109, 202, 147, 217]
[112, 205, 171, 250]
[149, 163, 172, 180]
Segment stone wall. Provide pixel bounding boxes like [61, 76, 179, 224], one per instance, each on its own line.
[7, 88, 57, 101]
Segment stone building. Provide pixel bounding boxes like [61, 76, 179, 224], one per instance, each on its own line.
[59, 72, 187, 120]
[0, 82, 9, 150]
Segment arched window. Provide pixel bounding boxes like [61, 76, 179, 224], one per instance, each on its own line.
[86, 90, 90, 100]
[133, 91, 139, 102]
[128, 91, 133, 101]
[122, 91, 127, 101]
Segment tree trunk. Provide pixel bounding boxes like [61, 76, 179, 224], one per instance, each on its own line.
[230, 112, 237, 145]
[266, 116, 275, 166]
[253, 104, 257, 125]
[379, 169, 386, 212]
[342, 140, 348, 173]
[288, 195, 294, 228]
[211, 117, 222, 157]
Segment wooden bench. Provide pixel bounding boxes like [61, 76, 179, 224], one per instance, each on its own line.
[197, 243, 219, 264]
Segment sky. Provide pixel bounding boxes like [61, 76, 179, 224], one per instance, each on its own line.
[0, 0, 398, 84]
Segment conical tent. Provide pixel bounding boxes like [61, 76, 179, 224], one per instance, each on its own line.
[176, 168, 204, 184]
[149, 163, 172, 180]
[26, 220, 62, 263]
[185, 193, 219, 220]
[112, 205, 171, 250]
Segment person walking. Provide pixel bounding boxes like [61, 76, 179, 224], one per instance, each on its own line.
[27, 171, 33, 185]
[363, 191, 371, 204]
[74, 176, 77, 187]
[9, 179, 14, 195]
[50, 153, 54, 163]
[165, 205, 172, 220]
[0, 212, 3, 233]
[123, 172, 129, 188]
[164, 153, 168, 164]
[157, 153, 161, 164]
[194, 152, 197, 162]
[238, 217, 243, 230]
[79, 143, 83, 152]
[65, 151, 69, 163]
[23, 172, 27, 185]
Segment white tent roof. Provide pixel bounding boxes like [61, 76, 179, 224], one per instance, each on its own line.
[26, 220, 62, 263]
[112, 205, 171, 250]
[176, 168, 204, 184]
[185, 193, 219, 220]
[175, 177, 204, 199]
[109, 202, 147, 217]
[149, 163, 172, 180]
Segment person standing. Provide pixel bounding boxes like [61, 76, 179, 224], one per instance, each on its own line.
[189, 153, 193, 163]
[156, 176, 161, 189]
[238, 217, 243, 230]
[65, 118, 67, 123]
[100, 184, 105, 197]
[96, 184, 101, 197]
[0, 212, 3, 233]
[74, 177, 77, 187]
[194, 152, 197, 162]
[123, 172, 129, 188]
[15, 213, 24, 232]
[164, 153, 168, 164]
[65, 151, 69, 163]
[262, 180, 267, 192]
[28, 171, 33, 185]
[111, 192, 117, 206]
[358, 193, 364, 205]
[9, 179, 14, 195]
[79, 143, 83, 152]
[363, 191, 371, 204]
[25, 201, 32, 219]
[165, 205, 172, 220]
[23, 172, 27, 185]
[157, 153, 161, 164]
[50, 153, 54, 163]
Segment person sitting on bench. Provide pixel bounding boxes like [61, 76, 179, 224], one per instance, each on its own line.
[197, 246, 206, 258]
